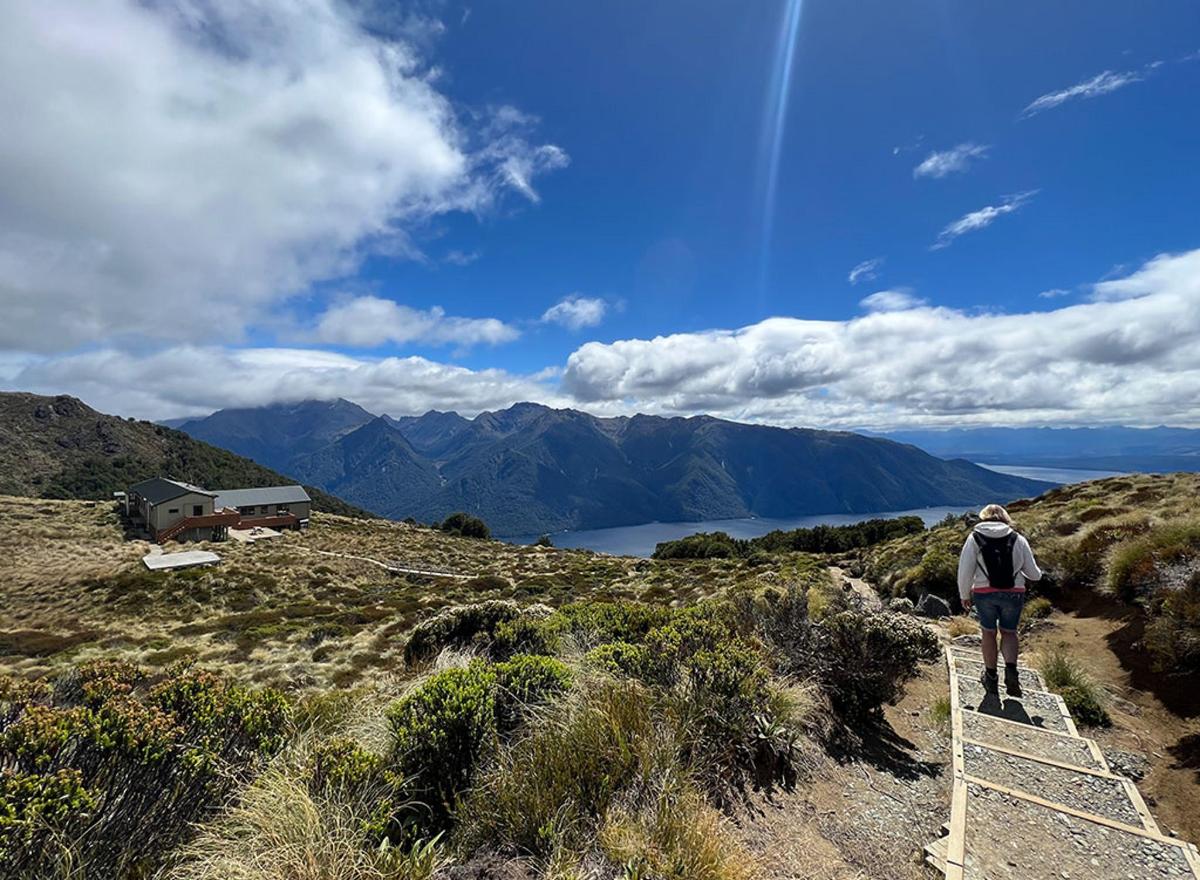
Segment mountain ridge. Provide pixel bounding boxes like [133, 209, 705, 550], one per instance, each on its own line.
[174, 398, 1052, 536]
[0, 392, 368, 517]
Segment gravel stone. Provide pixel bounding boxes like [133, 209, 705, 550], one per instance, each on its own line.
[961, 710, 1104, 771]
[963, 783, 1193, 879]
[964, 743, 1144, 827]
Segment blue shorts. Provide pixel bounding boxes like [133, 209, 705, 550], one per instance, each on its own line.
[974, 591, 1025, 631]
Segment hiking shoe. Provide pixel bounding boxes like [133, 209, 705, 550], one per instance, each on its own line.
[980, 667, 999, 694]
[1005, 666, 1023, 697]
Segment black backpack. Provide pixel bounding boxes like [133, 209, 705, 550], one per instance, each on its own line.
[973, 531, 1019, 588]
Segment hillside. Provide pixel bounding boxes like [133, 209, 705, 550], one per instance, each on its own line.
[183, 399, 1052, 535]
[2, 475, 1199, 879]
[0, 392, 367, 517]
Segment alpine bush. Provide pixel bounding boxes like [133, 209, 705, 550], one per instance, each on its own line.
[493, 655, 572, 732]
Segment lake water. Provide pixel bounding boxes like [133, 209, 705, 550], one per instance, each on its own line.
[518, 462, 1127, 558]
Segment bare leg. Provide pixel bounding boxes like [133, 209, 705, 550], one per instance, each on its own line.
[980, 627, 999, 669]
[999, 629, 1019, 665]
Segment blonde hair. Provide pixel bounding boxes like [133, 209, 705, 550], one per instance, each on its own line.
[978, 504, 1013, 524]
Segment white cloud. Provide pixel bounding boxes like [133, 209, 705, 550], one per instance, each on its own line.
[1038, 288, 1071, 299]
[848, 257, 883, 285]
[913, 143, 990, 179]
[1022, 69, 1145, 117]
[9, 346, 566, 422]
[541, 295, 608, 331]
[9, 250, 1200, 429]
[312, 296, 519, 348]
[560, 249, 1200, 429]
[859, 289, 926, 312]
[932, 191, 1038, 250]
[0, 1, 565, 354]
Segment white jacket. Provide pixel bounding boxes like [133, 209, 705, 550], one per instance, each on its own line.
[956, 521, 1042, 600]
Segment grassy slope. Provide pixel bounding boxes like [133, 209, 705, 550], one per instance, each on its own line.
[862, 472, 1200, 602]
[0, 392, 367, 517]
[0, 495, 798, 689]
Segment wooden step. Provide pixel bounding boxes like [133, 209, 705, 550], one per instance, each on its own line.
[959, 782, 1199, 880]
[960, 709, 1107, 772]
[955, 674, 1076, 736]
[961, 740, 1151, 830]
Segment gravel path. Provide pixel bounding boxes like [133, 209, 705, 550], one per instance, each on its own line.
[963, 783, 1195, 879]
[962, 710, 1105, 772]
[964, 742, 1144, 828]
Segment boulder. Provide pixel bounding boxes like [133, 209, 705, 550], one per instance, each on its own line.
[915, 593, 952, 619]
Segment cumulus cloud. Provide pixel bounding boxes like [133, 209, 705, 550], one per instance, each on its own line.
[560, 249, 1200, 429]
[541, 295, 608, 330]
[1021, 69, 1146, 118]
[859, 289, 926, 312]
[0, 1, 565, 353]
[10, 346, 566, 422]
[932, 191, 1038, 250]
[312, 297, 519, 349]
[913, 143, 990, 179]
[848, 257, 883, 285]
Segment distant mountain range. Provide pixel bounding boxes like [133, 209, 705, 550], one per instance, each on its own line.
[0, 392, 367, 517]
[876, 426, 1200, 474]
[176, 399, 1050, 536]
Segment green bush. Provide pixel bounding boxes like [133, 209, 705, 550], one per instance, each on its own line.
[815, 610, 940, 719]
[493, 655, 572, 732]
[308, 737, 386, 797]
[585, 641, 650, 677]
[1058, 520, 1151, 590]
[0, 768, 96, 868]
[403, 600, 525, 665]
[439, 512, 491, 540]
[0, 662, 289, 879]
[386, 664, 498, 835]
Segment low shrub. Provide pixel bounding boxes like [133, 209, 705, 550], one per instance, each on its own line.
[386, 664, 498, 837]
[0, 662, 289, 879]
[816, 610, 940, 719]
[439, 513, 491, 540]
[585, 641, 649, 677]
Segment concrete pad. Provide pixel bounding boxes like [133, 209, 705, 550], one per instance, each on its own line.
[228, 526, 282, 543]
[143, 550, 221, 571]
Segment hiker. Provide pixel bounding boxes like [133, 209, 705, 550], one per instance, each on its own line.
[957, 504, 1042, 696]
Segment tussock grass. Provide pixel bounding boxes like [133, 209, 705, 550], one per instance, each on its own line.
[1107, 520, 1200, 602]
[946, 616, 977, 638]
[1038, 647, 1111, 728]
[929, 695, 951, 727]
[164, 767, 441, 880]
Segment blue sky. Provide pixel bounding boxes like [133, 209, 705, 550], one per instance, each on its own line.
[2, 0, 1199, 427]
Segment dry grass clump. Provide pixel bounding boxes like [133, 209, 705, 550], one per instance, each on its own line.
[165, 768, 441, 880]
[945, 616, 977, 638]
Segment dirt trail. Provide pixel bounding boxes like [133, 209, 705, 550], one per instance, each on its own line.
[828, 566, 882, 610]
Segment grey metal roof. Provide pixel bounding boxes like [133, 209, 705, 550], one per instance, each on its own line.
[129, 477, 216, 505]
[214, 485, 311, 509]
